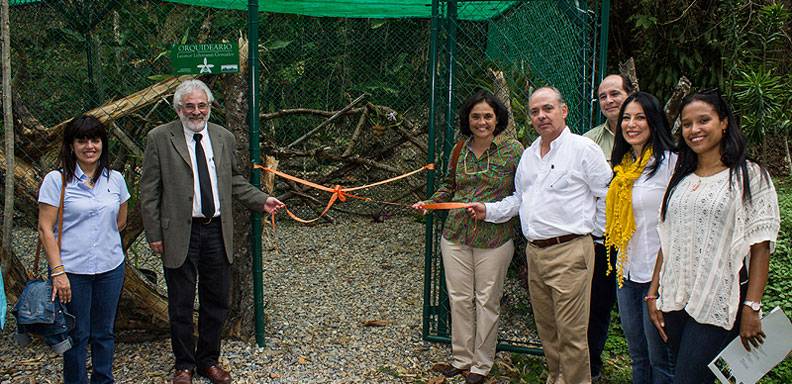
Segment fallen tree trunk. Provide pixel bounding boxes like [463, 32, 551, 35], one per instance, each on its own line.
[0, 245, 32, 305]
[261, 107, 364, 120]
[0, 149, 43, 220]
[39, 74, 195, 157]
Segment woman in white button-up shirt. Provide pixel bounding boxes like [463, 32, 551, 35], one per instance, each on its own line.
[647, 90, 780, 384]
[605, 92, 676, 384]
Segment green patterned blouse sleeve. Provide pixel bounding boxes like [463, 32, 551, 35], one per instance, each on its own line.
[430, 137, 523, 249]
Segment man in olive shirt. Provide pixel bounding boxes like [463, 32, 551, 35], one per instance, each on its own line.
[583, 74, 633, 380]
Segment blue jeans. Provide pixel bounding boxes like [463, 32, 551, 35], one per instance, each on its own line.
[63, 263, 125, 384]
[663, 310, 738, 384]
[617, 280, 674, 384]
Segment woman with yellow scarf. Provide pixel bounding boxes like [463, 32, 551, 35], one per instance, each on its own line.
[604, 92, 676, 384]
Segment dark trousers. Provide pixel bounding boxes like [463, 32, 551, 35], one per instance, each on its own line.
[588, 242, 617, 377]
[164, 219, 230, 371]
[664, 310, 739, 384]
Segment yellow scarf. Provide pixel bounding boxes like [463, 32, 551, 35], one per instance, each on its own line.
[605, 147, 653, 287]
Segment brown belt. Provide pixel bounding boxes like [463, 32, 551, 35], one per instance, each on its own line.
[529, 234, 586, 249]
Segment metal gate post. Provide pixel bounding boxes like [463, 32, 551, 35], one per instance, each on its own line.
[422, 0, 441, 341]
[247, 0, 265, 348]
[435, 0, 458, 337]
[596, 0, 611, 126]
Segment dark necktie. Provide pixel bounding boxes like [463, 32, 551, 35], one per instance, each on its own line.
[193, 133, 215, 218]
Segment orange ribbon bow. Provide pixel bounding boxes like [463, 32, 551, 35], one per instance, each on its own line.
[252, 163, 435, 226]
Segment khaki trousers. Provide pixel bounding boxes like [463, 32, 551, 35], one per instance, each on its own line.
[441, 237, 514, 375]
[526, 235, 594, 384]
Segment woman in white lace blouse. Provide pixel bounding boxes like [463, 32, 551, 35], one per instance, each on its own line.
[645, 89, 780, 384]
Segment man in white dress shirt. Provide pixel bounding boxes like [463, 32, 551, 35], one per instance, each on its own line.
[469, 87, 612, 384]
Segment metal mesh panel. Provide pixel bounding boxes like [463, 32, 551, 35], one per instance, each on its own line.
[3, 0, 601, 353]
[422, 0, 600, 352]
[5, 0, 250, 278]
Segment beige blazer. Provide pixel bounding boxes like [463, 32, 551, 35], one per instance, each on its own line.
[140, 120, 268, 268]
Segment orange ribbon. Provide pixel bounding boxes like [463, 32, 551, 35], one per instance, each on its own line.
[419, 202, 480, 240]
[420, 202, 471, 210]
[253, 163, 436, 226]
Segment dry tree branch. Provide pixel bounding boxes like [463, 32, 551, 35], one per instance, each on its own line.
[342, 105, 370, 157]
[287, 93, 368, 148]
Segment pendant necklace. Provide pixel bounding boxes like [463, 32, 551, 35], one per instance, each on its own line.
[689, 176, 701, 191]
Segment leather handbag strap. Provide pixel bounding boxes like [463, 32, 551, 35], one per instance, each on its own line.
[33, 171, 66, 276]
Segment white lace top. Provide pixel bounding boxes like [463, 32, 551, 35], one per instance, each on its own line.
[657, 163, 780, 329]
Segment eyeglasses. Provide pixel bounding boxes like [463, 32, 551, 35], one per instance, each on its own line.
[181, 103, 210, 112]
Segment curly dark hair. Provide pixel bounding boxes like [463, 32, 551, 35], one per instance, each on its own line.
[457, 90, 509, 137]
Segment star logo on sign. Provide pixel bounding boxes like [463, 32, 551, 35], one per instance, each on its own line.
[197, 57, 214, 74]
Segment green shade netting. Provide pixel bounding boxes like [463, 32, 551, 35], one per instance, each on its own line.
[9, 0, 516, 20]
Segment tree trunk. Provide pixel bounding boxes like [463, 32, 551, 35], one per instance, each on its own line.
[2, 0, 14, 256]
[116, 205, 170, 331]
[784, 135, 792, 175]
[223, 36, 256, 339]
[488, 68, 518, 142]
[619, 57, 640, 92]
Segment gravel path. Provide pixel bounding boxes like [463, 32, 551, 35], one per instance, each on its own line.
[1, 215, 538, 383]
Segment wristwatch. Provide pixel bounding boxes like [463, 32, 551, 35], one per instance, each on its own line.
[743, 300, 762, 311]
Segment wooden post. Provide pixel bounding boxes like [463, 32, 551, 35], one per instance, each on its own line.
[1, 0, 14, 257]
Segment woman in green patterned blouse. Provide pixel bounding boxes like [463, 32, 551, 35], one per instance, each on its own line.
[413, 91, 523, 384]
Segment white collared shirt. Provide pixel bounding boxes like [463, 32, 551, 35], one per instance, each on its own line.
[622, 151, 677, 283]
[484, 127, 612, 241]
[183, 123, 221, 218]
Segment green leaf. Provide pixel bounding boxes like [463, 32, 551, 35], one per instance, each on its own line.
[265, 39, 292, 50]
[631, 14, 657, 30]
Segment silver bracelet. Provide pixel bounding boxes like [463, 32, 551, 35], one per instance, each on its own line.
[51, 271, 66, 277]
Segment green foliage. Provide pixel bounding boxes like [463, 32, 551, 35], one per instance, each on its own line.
[765, 180, 792, 318]
[614, 1, 792, 130]
[733, 68, 790, 145]
[729, 3, 792, 151]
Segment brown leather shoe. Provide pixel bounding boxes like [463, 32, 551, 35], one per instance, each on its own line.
[432, 363, 465, 378]
[171, 369, 193, 384]
[465, 373, 487, 384]
[197, 365, 232, 384]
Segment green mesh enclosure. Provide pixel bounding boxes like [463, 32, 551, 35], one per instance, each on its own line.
[3, 0, 605, 353]
[485, 1, 594, 133]
[422, 0, 602, 352]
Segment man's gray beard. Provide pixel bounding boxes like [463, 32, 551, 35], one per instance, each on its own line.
[180, 111, 211, 132]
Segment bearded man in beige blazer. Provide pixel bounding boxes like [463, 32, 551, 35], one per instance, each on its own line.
[140, 79, 284, 384]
